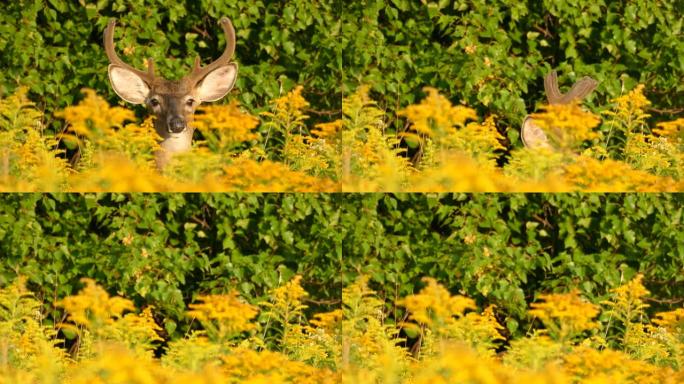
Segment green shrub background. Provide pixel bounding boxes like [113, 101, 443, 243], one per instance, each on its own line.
[3, 1, 682, 143]
[0, 193, 343, 337]
[341, 193, 684, 337]
[1, 193, 682, 340]
[0, 0, 340, 132]
[343, 0, 684, 139]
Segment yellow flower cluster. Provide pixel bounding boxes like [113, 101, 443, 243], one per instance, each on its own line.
[261, 85, 310, 134]
[562, 155, 680, 191]
[562, 346, 667, 383]
[7, 274, 684, 383]
[262, 275, 309, 328]
[653, 308, 684, 331]
[602, 274, 650, 324]
[624, 134, 679, 175]
[397, 277, 476, 329]
[529, 290, 599, 341]
[258, 86, 340, 180]
[311, 309, 343, 332]
[654, 118, 684, 141]
[607, 84, 652, 126]
[57, 278, 135, 328]
[55, 88, 135, 139]
[187, 291, 259, 340]
[0, 87, 69, 191]
[342, 84, 684, 192]
[0, 86, 338, 192]
[312, 120, 342, 139]
[220, 157, 339, 192]
[342, 86, 415, 191]
[399, 87, 478, 140]
[194, 100, 260, 148]
[530, 102, 601, 150]
[220, 347, 339, 384]
[341, 274, 684, 383]
[69, 154, 174, 192]
[395, 278, 505, 360]
[1, 276, 340, 383]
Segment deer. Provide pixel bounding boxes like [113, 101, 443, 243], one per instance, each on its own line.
[521, 71, 598, 149]
[104, 17, 238, 169]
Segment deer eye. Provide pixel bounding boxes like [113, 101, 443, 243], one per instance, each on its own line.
[149, 98, 160, 107]
[186, 99, 195, 107]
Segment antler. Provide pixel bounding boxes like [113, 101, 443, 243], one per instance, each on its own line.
[544, 70, 597, 105]
[104, 19, 155, 83]
[186, 17, 236, 86]
[522, 70, 599, 149]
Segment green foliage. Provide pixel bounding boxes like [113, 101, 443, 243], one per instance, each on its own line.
[343, 0, 684, 132]
[340, 193, 684, 337]
[0, 194, 343, 338]
[0, 0, 340, 133]
[2, 193, 682, 343]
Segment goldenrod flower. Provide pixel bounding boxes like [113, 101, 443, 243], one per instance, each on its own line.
[530, 102, 601, 151]
[261, 85, 310, 135]
[529, 289, 599, 341]
[194, 101, 260, 147]
[398, 87, 477, 142]
[55, 89, 136, 140]
[654, 118, 684, 140]
[602, 274, 650, 324]
[609, 84, 652, 123]
[311, 309, 343, 333]
[398, 277, 476, 330]
[312, 120, 342, 139]
[653, 308, 684, 332]
[57, 278, 135, 329]
[262, 275, 309, 330]
[187, 291, 258, 340]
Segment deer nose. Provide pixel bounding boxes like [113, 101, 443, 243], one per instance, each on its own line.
[168, 117, 186, 133]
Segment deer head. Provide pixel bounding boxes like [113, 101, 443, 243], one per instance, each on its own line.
[104, 17, 238, 168]
[521, 71, 597, 149]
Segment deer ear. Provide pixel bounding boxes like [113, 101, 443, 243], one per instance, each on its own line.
[196, 63, 238, 102]
[108, 65, 150, 104]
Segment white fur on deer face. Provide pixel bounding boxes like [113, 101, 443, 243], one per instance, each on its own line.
[104, 17, 238, 169]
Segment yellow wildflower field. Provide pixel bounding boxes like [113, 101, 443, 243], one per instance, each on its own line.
[0, 276, 340, 384]
[0, 87, 339, 192]
[5, 273, 684, 383]
[342, 86, 684, 192]
[2, 82, 681, 192]
[343, 275, 684, 384]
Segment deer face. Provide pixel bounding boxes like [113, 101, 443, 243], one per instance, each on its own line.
[104, 17, 238, 168]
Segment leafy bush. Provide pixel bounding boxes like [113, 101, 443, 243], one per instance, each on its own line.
[1, 193, 682, 341]
[0, 276, 341, 383]
[340, 193, 684, 337]
[4, 266, 684, 382]
[342, 275, 684, 383]
[0, 0, 339, 124]
[342, 85, 684, 191]
[0, 193, 343, 338]
[0, 86, 340, 191]
[343, 0, 683, 129]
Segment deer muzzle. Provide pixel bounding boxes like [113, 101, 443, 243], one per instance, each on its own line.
[168, 116, 187, 134]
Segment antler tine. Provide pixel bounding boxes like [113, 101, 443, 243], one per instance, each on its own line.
[187, 17, 236, 85]
[147, 58, 155, 76]
[543, 71, 598, 105]
[544, 71, 563, 104]
[559, 76, 598, 104]
[104, 19, 155, 82]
